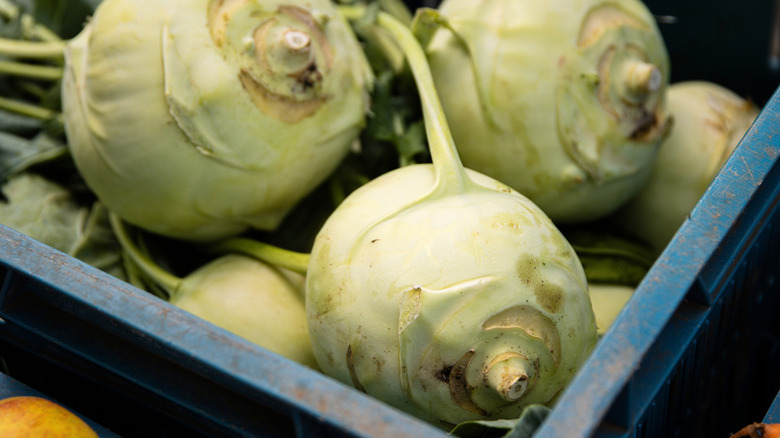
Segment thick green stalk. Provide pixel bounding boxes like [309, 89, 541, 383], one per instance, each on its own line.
[0, 37, 65, 59]
[0, 0, 62, 43]
[108, 212, 182, 295]
[339, 5, 472, 196]
[0, 59, 62, 80]
[0, 96, 62, 122]
[0, 0, 16, 21]
[204, 237, 310, 275]
[21, 14, 63, 43]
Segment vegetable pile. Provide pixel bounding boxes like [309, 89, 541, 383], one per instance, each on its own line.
[0, 0, 764, 434]
[420, 0, 672, 224]
[62, 0, 374, 241]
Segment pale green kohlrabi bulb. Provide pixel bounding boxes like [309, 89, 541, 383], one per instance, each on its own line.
[307, 166, 598, 425]
[306, 8, 597, 427]
[611, 81, 760, 255]
[172, 254, 318, 369]
[423, 0, 672, 223]
[62, 0, 373, 241]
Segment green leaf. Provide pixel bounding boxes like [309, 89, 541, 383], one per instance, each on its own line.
[360, 69, 428, 170]
[0, 129, 67, 178]
[396, 119, 425, 166]
[0, 108, 42, 134]
[30, 0, 96, 39]
[450, 405, 552, 438]
[559, 222, 656, 286]
[0, 172, 126, 280]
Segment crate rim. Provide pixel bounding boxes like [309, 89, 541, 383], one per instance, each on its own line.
[534, 83, 780, 437]
[0, 224, 450, 438]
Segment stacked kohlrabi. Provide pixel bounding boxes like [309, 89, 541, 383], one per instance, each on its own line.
[0, 0, 763, 434]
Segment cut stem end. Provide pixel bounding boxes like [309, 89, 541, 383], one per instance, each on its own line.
[484, 355, 534, 403]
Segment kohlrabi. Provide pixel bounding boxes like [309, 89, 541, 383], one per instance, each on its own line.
[109, 213, 318, 369]
[417, 0, 672, 224]
[611, 81, 760, 255]
[59, 0, 373, 241]
[306, 7, 596, 426]
[588, 283, 634, 336]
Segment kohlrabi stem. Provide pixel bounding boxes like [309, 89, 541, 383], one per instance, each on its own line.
[0, 0, 63, 43]
[0, 96, 62, 122]
[108, 212, 182, 294]
[377, 0, 413, 25]
[339, 5, 472, 195]
[21, 15, 63, 43]
[0, 59, 63, 80]
[204, 237, 310, 275]
[0, 0, 16, 20]
[0, 37, 65, 59]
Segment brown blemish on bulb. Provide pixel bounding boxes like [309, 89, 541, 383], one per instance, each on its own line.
[448, 350, 488, 416]
[437, 364, 454, 383]
[346, 344, 367, 393]
[535, 280, 564, 314]
[238, 69, 327, 123]
[515, 256, 565, 314]
[372, 355, 384, 373]
[629, 110, 659, 140]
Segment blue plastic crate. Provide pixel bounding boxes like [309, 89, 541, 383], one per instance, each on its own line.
[534, 86, 780, 438]
[1, 99, 777, 437]
[0, 229, 450, 437]
[765, 390, 780, 424]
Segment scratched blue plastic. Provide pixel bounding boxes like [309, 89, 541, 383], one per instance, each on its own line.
[0, 228, 450, 438]
[766, 390, 780, 424]
[534, 86, 780, 438]
[1, 92, 776, 437]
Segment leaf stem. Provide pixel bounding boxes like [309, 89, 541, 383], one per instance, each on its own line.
[0, 59, 63, 80]
[21, 14, 63, 43]
[0, 37, 65, 59]
[339, 5, 471, 195]
[0, 0, 16, 21]
[0, 96, 62, 122]
[108, 212, 182, 295]
[204, 237, 310, 275]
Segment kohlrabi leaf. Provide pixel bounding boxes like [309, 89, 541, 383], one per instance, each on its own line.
[28, 0, 97, 38]
[0, 172, 126, 280]
[0, 109, 44, 134]
[360, 69, 428, 169]
[450, 404, 552, 438]
[0, 130, 68, 179]
[559, 222, 655, 287]
[395, 119, 426, 166]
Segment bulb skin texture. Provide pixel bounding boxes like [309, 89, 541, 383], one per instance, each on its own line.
[611, 81, 759, 255]
[62, 0, 373, 241]
[306, 164, 597, 426]
[424, 0, 672, 223]
[172, 254, 318, 369]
